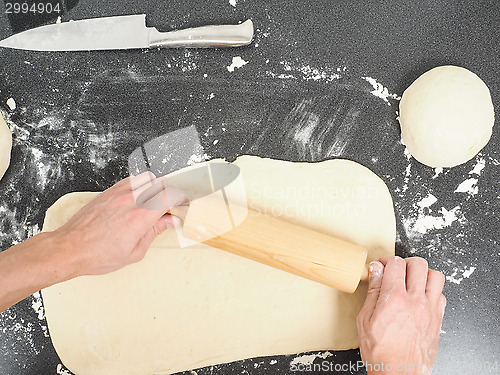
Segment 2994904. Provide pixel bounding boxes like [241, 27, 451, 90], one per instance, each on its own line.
[5, 2, 61, 14]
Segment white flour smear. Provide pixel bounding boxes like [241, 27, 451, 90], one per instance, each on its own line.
[31, 292, 45, 321]
[57, 364, 72, 375]
[454, 178, 478, 195]
[164, 50, 199, 72]
[281, 97, 361, 160]
[227, 56, 248, 72]
[266, 60, 345, 82]
[453, 156, 487, 196]
[407, 206, 464, 235]
[362, 76, 401, 105]
[398, 154, 490, 289]
[290, 351, 333, 366]
[0, 307, 46, 367]
[446, 266, 477, 285]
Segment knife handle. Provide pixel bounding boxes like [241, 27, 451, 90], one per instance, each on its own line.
[148, 19, 253, 48]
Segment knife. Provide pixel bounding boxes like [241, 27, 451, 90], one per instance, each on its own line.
[0, 14, 254, 51]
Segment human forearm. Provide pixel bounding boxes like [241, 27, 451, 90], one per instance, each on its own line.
[0, 232, 80, 313]
[0, 172, 187, 313]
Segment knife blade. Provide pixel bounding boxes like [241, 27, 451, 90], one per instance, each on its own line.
[0, 14, 254, 51]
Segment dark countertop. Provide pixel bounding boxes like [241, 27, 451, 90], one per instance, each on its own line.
[0, 1, 498, 374]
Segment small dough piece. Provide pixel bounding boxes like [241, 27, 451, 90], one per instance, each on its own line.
[0, 114, 12, 180]
[399, 65, 494, 168]
[42, 156, 396, 375]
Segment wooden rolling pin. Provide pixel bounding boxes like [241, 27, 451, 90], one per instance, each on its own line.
[170, 198, 369, 294]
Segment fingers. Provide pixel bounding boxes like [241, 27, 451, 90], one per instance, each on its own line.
[379, 256, 443, 296]
[426, 269, 446, 304]
[360, 261, 385, 321]
[135, 180, 168, 207]
[139, 186, 189, 212]
[439, 294, 447, 319]
[131, 174, 173, 199]
[106, 173, 189, 214]
[134, 176, 189, 211]
[131, 214, 182, 261]
[377, 255, 395, 266]
[380, 256, 407, 295]
[435, 294, 447, 352]
[406, 257, 429, 294]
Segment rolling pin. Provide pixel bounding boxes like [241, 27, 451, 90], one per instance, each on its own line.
[170, 198, 369, 294]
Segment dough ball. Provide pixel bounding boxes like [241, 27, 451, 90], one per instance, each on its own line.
[0, 114, 12, 180]
[399, 65, 494, 168]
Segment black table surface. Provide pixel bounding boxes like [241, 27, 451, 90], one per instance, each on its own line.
[0, 1, 498, 374]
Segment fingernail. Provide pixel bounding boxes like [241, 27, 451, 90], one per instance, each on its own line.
[171, 215, 182, 226]
[369, 261, 383, 277]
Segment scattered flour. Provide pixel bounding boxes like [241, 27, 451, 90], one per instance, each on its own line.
[0, 205, 41, 246]
[6, 97, 16, 110]
[277, 97, 358, 160]
[362, 76, 401, 105]
[454, 178, 478, 195]
[469, 157, 486, 175]
[164, 51, 199, 72]
[227, 56, 248, 72]
[266, 61, 345, 82]
[417, 193, 438, 208]
[290, 352, 333, 366]
[401, 148, 412, 193]
[487, 155, 499, 166]
[453, 156, 485, 195]
[56, 364, 72, 375]
[87, 133, 115, 170]
[411, 206, 463, 234]
[297, 65, 340, 81]
[0, 307, 44, 361]
[462, 266, 476, 278]
[187, 153, 209, 166]
[432, 167, 443, 179]
[292, 113, 318, 145]
[31, 292, 45, 320]
[446, 266, 476, 285]
[404, 201, 466, 238]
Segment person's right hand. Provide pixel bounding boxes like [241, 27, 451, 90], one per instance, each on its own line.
[50, 172, 188, 276]
[356, 256, 446, 375]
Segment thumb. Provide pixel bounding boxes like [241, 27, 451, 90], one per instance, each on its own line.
[131, 214, 182, 262]
[361, 261, 385, 321]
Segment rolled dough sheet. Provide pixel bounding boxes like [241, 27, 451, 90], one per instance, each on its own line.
[41, 155, 395, 375]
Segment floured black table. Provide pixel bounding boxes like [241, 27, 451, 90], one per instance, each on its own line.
[0, 1, 498, 374]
